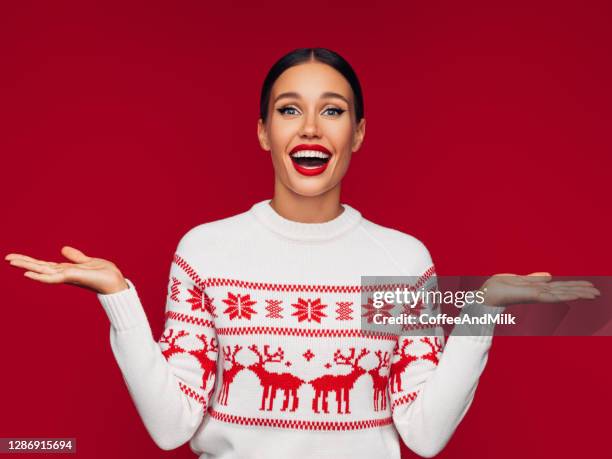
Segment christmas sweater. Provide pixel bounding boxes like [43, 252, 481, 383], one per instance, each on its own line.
[97, 198, 504, 459]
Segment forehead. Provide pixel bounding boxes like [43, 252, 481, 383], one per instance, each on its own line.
[271, 62, 353, 102]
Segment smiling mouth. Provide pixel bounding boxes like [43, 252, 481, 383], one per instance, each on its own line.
[289, 150, 331, 168]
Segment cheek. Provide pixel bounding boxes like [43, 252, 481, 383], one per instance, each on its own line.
[268, 120, 296, 147]
[326, 122, 354, 148]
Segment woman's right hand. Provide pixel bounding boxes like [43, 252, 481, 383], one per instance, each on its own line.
[4, 246, 129, 294]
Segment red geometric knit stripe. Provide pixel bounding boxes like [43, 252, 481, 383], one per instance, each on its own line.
[415, 265, 436, 290]
[206, 278, 363, 293]
[390, 391, 419, 413]
[166, 311, 215, 329]
[215, 326, 398, 341]
[204, 279, 431, 294]
[173, 255, 436, 295]
[174, 254, 207, 288]
[208, 409, 393, 431]
[399, 323, 440, 332]
[178, 381, 207, 410]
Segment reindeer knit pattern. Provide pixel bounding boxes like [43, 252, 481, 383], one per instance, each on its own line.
[97, 198, 504, 459]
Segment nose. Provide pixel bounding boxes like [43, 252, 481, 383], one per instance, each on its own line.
[299, 112, 321, 138]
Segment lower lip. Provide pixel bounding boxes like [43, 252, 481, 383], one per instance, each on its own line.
[291, 157, 330, 176]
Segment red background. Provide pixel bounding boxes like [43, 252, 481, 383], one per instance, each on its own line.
[1, 1, 611, 457]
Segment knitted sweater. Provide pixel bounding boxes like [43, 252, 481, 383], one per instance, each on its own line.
[97, 198, 504, 459]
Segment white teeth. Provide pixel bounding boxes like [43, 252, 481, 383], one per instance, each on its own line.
[290, 150, 331, 159]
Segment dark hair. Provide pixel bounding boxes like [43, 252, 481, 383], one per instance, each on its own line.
[259, 48, 364, 124]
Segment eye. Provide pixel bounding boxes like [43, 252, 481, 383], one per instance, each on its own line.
[323, 107, 346, 116]
[277, 106, 299, 116]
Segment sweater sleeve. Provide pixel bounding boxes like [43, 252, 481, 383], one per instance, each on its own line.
[389, 267, 504, 458]
[97, 245, 218, 451]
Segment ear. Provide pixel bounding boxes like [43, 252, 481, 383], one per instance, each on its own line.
[257, 118, 271, 151]
[352, 118, 366, 153]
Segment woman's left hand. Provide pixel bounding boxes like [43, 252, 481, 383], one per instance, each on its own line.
[479, 272, 601, 307]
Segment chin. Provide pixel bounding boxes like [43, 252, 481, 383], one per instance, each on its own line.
[285, 178, 334, 198]
[290, 184, 331, 198]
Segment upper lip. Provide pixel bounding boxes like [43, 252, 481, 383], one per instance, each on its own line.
[289, 144, 332, 155]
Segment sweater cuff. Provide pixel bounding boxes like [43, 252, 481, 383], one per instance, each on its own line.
[97, 278, 150, 331]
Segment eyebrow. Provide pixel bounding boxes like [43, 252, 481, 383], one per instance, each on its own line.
[273, 91, 350, 105]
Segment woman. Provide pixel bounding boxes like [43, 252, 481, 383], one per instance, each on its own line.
[4, 48, 600, 458]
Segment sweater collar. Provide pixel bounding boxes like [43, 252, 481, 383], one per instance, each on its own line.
[249, 198, 362, 242]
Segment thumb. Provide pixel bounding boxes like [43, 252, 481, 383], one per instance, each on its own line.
[524, 272, 552, 282]
[61, 246, 92, 264]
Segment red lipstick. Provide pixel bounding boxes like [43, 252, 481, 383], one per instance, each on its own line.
[289, 144, 332, 177]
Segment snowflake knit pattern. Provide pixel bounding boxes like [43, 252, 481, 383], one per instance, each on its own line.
[97, 198, 504, 459]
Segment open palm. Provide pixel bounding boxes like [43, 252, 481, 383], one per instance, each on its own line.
[479, 272, 601, 307]
[4, 246, 128, 294]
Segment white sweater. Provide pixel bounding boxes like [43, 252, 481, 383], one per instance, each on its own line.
[97, 198, 504, 458]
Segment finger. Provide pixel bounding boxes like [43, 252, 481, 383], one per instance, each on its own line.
[565, 285, 600, 295]
[9, 258, 61, 274]
[549, 284, 600, 294]
[541, 290, 581, 302]
[4, 253, 52, 265]
[552, 286, 600, 298]
[547, 280, 594, 288]
[546, 287, 598, 301]
[61, 246, 92, 264]
[541, 284, 601, 295]
[23, 270, 66, 284]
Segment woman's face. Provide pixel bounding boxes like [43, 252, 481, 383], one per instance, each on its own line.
[257, 61, 366, 198]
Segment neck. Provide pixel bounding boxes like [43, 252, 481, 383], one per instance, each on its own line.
[249, 191, 362, 243]
[270, 178, 343, 224]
